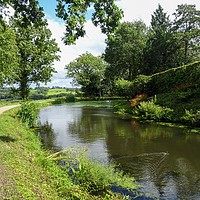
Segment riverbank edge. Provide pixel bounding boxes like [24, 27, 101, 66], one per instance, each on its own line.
[0, 107, 92, 199]
[0, 104, 138, 199]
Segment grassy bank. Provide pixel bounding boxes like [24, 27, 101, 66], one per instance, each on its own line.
[0, 106, 137, 199]
[0, 108, 85, 199]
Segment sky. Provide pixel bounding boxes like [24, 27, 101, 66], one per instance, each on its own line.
[37, 0, 200, 88]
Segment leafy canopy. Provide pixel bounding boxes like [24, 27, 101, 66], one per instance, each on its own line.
[56, 0, 123, 45]
[66, 52, 107, 97]
[104, 21, 147, 81]
[173, 4, 200, 63]
[9, 2, 60, 100]
[12, 24, 60, 99]
[1, 0, 123, 45]
[0, 23, 19, 85]
[143, 4, 179, 75]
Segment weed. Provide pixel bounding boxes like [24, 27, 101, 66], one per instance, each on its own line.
[17, 101, 38, 127]
[48, 146, 138, 198]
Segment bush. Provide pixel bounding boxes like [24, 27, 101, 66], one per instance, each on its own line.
[113, 101, 133, 115]
[115, 79, 133, 98]
[115, 75, 151, 98]
[133, 98, 173, 121]
[181, 110, 200, 127]
[52, 94, 76, 104]
[117, 61, 200, 98]
[17, 101, 38, 127]
[148, 61, 200, 95]
[65, 93, 76, 102]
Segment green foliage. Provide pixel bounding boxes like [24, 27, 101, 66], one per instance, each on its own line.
[115, 79, 133, 98]
[66, 52, 107, 97]
[104, 3, 200, 81]
[104, 21, 148, 81]
[131, 75, 152, 95]
[52, 94, 76, 104]
[132, 98, 174, 121]
[0, 23, 19, 85]
[181, 110, 200, 127]
[112, 100, 131, 117]
[65, 93, 76, 102]
[9, 9, 60, 100]
[149, 61, 200, 95]
[56, 0, 123, 45]
[173, 4, 200, 63]
[143, 4, 180, 74]
[122, 61, 200, 97]
[17, 101, 38, 127]
[48, 147, 137, 198]
[0, 0, 46, 28]
[115, 75, 151, 98]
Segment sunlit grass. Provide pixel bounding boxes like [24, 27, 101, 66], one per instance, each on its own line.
[0, 109, 76, 199]
[0, 108, 138, 199]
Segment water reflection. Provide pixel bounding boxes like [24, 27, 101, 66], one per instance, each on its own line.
[38, 121, 57, 150]
[38, 105, 200, 199]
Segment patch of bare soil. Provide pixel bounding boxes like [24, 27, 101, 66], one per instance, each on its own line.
[0, 105, 20, 115]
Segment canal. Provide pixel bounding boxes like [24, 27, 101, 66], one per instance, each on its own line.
[38, 104, 200, 199]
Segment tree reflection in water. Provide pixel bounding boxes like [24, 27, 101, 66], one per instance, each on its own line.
[38, 105, 200, 199]
[38, 121, 58, 150]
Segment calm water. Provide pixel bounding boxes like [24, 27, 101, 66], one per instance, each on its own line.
[38, 104, 200, 199]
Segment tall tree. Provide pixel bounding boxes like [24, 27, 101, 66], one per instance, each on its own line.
[173, 4, 200, 64]
[66, 52, 107, 97]
[143, 4, 179, 75]
[0, 0, 47, 87]
[104, 21, 147, 81]
[0, 0, 45, 26]
[0, 22, 19, 85]
[10, 13, 60, 100]
[1, 0, 123, 45]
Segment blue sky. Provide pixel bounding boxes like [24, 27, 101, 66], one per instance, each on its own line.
[38, 0, 93, 22]
[37, 0, 200, 88]
[38, 0, 57, 19]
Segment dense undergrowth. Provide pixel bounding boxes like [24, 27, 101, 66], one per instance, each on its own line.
[113, 91, 200, 129]
[0, 106, 138, 199]
[114, 61, 200, 128]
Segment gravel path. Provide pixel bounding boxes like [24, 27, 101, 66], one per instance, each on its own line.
[0, 105, 20, 115]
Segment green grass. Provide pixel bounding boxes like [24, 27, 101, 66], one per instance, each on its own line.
[0, 107, 138, 199]
[47, 88, 71, 96]
[0, 109, 83, 199]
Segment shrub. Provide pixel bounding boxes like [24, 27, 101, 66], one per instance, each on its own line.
[52, 97, 66, 104]
[17, 101, 38, 127]
[65, 93, 76, 102]
[181, 110, 200, 127]
[115, 75, 151, 98]
[115, 79, 133, 98]
[113, 101, 133, 115]
[130, 94, 148, 107]
[148, 61, 200, 95]
[52, 94, 76, 104]
[133, 98, 173, 121]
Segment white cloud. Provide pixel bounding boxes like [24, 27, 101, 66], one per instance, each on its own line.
[117, 0, 200, 25]
[46, 18, 106, 88]
[46, 0, 200, 87]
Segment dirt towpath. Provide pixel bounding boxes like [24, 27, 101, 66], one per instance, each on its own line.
[0, 105, 20, 115]
[0, 104, 20, 196]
